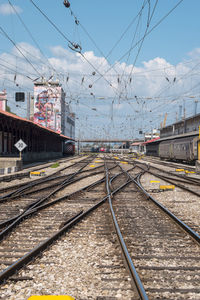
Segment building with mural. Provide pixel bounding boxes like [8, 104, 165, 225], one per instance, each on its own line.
[0, 90, 7, 111]
[33, 81, 75, 138]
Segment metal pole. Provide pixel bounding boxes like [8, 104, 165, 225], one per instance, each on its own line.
[198, 126, 200, 161]
[27, 92, 30, 120]
[55, 112, 57, 131]
[45, 106, 48, 127]
[78, 140, 80, 155]
[194, 100, 198, 116]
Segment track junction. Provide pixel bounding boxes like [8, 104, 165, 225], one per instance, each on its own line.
[0, 154, 199, 299]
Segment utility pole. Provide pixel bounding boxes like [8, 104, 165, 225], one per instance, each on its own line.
[55, 112, 57, 131]
[27, 92, 30, 120]
[45, 106, 48, 127]
[179, 105, 182, 121]
[194, 100, 198, 116]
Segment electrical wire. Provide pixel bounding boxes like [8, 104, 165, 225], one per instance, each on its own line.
[91, 0, 185, 93]
[29, 0, 121, 96]
[0, 25, 42, 77]
[8, 0, 57, 75]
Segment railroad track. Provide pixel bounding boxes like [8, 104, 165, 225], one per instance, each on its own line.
[0, 161, 138, 299]
[0, 156, 107, 238]
[0, 155, 199, 299]
[139, 156, 196, 172]
[109, 161, 200, 299]
[0, 156, 93, 199]
[0, 160, 110, 275]
[0, 156, 98, 223]
[0, 155, 81, 183]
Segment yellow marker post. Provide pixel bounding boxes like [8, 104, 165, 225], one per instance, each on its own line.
[150, 180, 160, 183]
[175, 169, 185, 172]
[30, 171, 46, 176]
[28, 296, 75, 300]
[160, 185, 175, 190]
[89, 164, 95, 168]
[185, 170, 195, 174]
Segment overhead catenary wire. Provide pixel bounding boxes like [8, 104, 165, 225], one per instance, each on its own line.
[0, 25, 42, 77]
[8, 0, 58, 76]
[90, 0, 185, 94]
[28, 0, 122, 96]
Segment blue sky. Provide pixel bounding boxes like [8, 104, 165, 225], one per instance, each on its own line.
[0, 0, 200, 139]
[1, 1, 199, 64]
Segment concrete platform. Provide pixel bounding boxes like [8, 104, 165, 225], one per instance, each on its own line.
[0, 157, 22, 175]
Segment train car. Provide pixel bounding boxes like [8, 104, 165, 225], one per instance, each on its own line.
[63, 141, 75, 156]
[91, 145, 99, 153]
[144, 137, 160, 157]
[159, 135, 198, 162]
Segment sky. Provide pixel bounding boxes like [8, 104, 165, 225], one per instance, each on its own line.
[0, 0, 200, 140]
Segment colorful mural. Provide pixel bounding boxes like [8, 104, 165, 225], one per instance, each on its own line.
[33, 85, 62, 133]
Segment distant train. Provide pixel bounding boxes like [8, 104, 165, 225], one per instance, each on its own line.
[158, 134, 198, 162]
[91, 146, 110, 153]
[91, 145, 99, 153]
[63, 141, 75, 156]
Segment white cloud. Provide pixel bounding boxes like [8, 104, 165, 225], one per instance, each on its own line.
[188, 48, 200, 59]
[1, 43, 200, 137]
[0, 3, 22, 15]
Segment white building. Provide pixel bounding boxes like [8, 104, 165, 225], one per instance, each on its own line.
[61, 102, 75, 139]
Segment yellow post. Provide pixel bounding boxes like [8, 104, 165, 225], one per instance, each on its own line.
[199, 125, 200, 160]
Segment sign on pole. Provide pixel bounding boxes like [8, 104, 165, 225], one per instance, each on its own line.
[14, 139, 27, 159]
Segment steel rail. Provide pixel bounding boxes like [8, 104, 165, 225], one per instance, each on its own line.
[0, 172, 105, 229]
[0, 176, 132, 284]
[104, 162, 148, 300]
[121, 167, 200, 245]
[134, 159, 200, 185]
[0, 164, 118, 230]
[111, 156, 200, 194]
[110, 155, 200, 185]
[136, 173, 200, 244]
[139, 166, 200, 197]
[139, 156, 196, 172]
[0, 155, 81, 183]
[0, 156, 95, 200]
[0, 157, 97, 241]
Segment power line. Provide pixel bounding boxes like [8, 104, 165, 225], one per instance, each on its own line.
[91, 0, 185, 91]
[29, 0, 120, 96]
[29, 0, 75, 47]
[8, 0, 57, 75]
[0, 25, 42, 77]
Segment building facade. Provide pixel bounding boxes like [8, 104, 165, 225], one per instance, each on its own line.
[160, 114, 200, 138]
[0, 89, 7, 111]
[33, 82, 75, 139]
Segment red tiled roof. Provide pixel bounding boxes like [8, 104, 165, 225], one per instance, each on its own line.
[0, 109, 74, 141]
[142, 137, 160, 145]
[131, 142, 143, 146]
